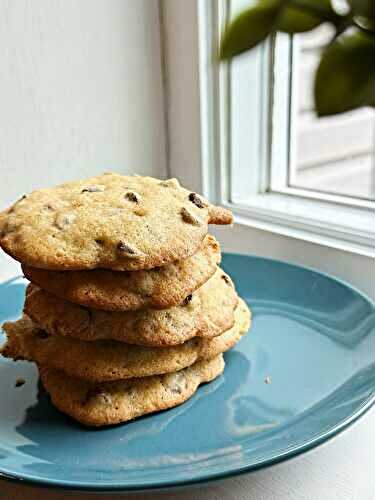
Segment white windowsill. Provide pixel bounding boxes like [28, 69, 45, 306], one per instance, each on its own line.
[224, 191, 375, 259]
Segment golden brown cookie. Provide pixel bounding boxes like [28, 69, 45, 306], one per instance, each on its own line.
[39, 355, 225, 427]
[2, 300, 250, 382]
[197, 299, 250, 360]
[22, 235, 221, 311]
[0, 173, 232, 270]
[24, 268, 238, 346]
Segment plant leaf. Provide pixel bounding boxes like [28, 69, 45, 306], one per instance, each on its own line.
[348, 0, 375, 18]
[220, 0, 282, 60]
[277, 0, 338, 33]
[277, 5, 323, 33]
[314, 32, 375, 116]
[297, 0, 340, 17]
[355, 16, 375, 33]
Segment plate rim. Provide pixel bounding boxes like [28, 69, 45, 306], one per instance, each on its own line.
[0, 252, 374, 492]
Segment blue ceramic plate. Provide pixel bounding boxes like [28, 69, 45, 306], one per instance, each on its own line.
[0, 253, 374, 492]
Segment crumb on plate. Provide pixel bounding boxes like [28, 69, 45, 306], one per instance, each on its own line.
[15, 377, 25, 388]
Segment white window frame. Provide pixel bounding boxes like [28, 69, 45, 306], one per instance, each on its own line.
[191, 0, 375, 257]
[161, 0, 375, 299]
[196, 0, 375, 260]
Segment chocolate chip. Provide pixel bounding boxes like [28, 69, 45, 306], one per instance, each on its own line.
[86, 308, 93, 321]
[117, 241, 136, 254]
[124, 191, 141, 203]
[15, 195, 27, 204]
[96, 393, 112, 405]
[85, 387, 99, 400]
[117, 241, 142, 258]
[85, 388, 112, 405]
[171, 385, 182, 394]
[189, 192, 206, 208]
[126, 385, 136, 397]
[81, 185, 105, 193]
[35, 330, 49, 339]
[221, 274, 232, 286]
[45, 204, 54, 211]
[180, 207, 202, 226]
[183, 294, 193, 306]
[169, 372, 187, 394]
[9, 195, 27, 213]
[95, 238, 104, 245]
[15, 378, 25, 388]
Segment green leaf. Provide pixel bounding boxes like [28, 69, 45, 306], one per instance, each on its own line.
[277, 5, 323, 33]
[220, 0, 281, 60]
[314, 32, 375, 116]
[355, 16, 375, 32]
[277, 0, 338, 33]
[348, 0, 375, 18]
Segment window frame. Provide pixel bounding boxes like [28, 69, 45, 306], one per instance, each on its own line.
[161, 0, 375, 299]
[196, 0, 375, 260]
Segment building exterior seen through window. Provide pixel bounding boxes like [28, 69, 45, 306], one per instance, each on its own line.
[291, 27, 375, 201]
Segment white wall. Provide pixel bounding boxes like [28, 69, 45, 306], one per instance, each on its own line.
[162, 0, 202, 193]
[0, 0, 167, 209]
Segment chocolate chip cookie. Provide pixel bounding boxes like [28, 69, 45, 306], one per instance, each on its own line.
[24, 268, 238, 346]
[2, 299, 250, 382]
[0, 173, 232, 270]
[38, 355, 225, 427]
[22, 235, 221, 311]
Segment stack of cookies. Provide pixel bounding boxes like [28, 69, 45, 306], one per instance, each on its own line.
[0, 173, 251, 427]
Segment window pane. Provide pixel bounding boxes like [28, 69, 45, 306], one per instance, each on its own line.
[289, 28, 375, 201]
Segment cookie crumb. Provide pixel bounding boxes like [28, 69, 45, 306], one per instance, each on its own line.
[264, 376, 272, 385]
[15, 378, 25, 388]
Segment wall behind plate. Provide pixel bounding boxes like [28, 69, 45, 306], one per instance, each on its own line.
[0, 0, 167, 208]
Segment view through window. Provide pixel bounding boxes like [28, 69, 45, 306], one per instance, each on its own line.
[290, 26, 375, 201]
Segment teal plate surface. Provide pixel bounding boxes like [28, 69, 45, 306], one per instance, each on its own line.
[0, 253, 374, 491]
